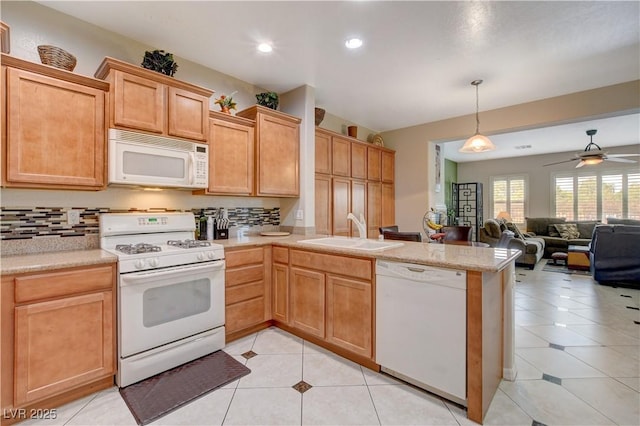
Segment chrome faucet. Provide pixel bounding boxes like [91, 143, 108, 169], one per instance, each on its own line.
[347, 212, 367, 239]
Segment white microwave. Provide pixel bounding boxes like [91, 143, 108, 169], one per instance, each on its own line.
[108, 129, 208, 189]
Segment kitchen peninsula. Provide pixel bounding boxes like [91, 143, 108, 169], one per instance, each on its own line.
[1, 236, 519, 425]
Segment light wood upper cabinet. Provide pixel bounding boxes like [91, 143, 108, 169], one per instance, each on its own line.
[382, 149, 395, 183]
[2, 55, 108, 190]
[198, 111, 255, 195]
[332, 136, 351, 177]
[237, 106, 301, 197]
[315, 174, 332, 235]
[382, 183, 395, 227]
[367, 147, 382, 181]
[367, 181, 382, 238]
[5, 264, 116, 407]
[332, 177, 351, 236]
[351, 180, 367, 237]
[315, 129, 332, 175]
[95, 57, 212, 143]
[351, 142, 367, 180]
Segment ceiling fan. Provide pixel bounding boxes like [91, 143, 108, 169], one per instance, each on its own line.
[543, 129, 639, 168]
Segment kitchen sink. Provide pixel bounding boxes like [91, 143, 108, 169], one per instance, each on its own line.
[298, 237, 404, 251]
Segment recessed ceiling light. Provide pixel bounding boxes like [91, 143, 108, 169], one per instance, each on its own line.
[257, 43, 273, 53]
[345, 38, 363, 49]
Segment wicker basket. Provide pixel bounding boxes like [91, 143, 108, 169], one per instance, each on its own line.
[314, 107, 325, 126]
[37, 45, 76, 71]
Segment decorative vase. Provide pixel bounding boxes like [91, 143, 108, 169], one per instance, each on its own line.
[220, 106, 231, 114]
[348, 126, 357, 138]
[315, 108, 325, 126]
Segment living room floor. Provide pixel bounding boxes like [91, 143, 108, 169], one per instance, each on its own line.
[20, 261, 639, 426]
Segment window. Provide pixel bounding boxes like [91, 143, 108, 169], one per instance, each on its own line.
[490, 175, 527, 225]
[552, 169, 640, 220]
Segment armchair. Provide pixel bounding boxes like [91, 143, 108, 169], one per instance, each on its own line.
[590, 224, 640, 286]
[479, 219, 544, 269]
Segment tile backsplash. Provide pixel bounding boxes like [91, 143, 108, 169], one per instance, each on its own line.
[1, 206, 280, 240]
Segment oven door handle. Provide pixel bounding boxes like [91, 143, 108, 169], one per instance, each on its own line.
[121, 261, 225, 286]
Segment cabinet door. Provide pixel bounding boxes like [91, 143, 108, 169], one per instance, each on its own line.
[5, 68, 106, 189]
[332, 177, 351, 236]
[225, 248, 269, 335]
[326, 275, 372, 357]
[272, 262, 289, 324]
[208, 117, 254, 195]
[382, 183, 395, 227]
[14, 291, 114, 405]
[351, 180, 367, 238]
[332, 136, 351, 177]
[112, 70, 165, 134]
[367, 181, 382, 238]
[381, 150, 395, 183]
[315, 174, 332, 235]
[290, 267, 325, 338]
[315, 130, 332, 175]
[351, 142, 367, 180]
[367, 147, 382, 181]
[256, 113, 300, 196]
[168, 87, 209, 142]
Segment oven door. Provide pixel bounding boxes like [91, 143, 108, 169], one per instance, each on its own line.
[119, 260, 224, 358]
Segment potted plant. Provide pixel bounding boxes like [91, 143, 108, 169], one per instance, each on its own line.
[214, 91, 237, 114]
[255, 91, 279, 110]
[141, 50, 178, 77]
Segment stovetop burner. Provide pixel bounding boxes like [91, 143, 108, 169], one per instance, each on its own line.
[167, 239, 212, 249]
[116, 243, 162, 254]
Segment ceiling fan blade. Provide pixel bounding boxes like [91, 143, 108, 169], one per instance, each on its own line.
[543, 159, 576, 166]
[575, 160, 586, 168]
[606, 157, 637, 164]
[607, 153, 640, 158]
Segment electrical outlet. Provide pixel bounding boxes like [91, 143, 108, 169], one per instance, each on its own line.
[67, 209, 81, 225]
[295, 209, 304, 220]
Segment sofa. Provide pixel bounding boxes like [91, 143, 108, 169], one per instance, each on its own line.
[479, 219, 545, 269]
[590, 224, 640, 286]
[525, 217, 600, 258]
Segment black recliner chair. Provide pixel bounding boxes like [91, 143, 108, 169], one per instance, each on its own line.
[590, 224, 640, 286]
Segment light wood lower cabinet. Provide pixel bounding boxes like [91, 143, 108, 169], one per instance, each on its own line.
[287, 249, 374, 359]
[225, 247, 271, 338]
[1, 264, 116, 414]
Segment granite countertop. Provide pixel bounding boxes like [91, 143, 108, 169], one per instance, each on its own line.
[1, 249, 117, 275]
[0, 235, 519, 275]
[218, 234, 520, 273]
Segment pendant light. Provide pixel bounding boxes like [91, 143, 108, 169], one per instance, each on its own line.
[459, 79, 496, 153]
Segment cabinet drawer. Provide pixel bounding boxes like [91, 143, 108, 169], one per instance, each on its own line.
[225, 247, 264, 268]
[226, 265, 264, 287]
[15, 265, 114, 304]
[226, 282, 264, 305]
[226, 297, 266, 332]
[290, 250, 372, 281]
[273, 246, 289, 264]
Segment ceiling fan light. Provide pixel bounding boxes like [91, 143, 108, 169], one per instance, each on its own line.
[459, 133, 496, 153]
[583, 157, 604, 165]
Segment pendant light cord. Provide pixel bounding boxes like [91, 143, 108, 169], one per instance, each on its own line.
[475, 83, 480, 134]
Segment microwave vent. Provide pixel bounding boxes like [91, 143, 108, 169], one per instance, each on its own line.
[109, 128, 200, 151]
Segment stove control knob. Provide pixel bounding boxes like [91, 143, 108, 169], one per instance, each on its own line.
[149, 258, 160, 268]
[207, 251, 216, 259]
[134, 259, 146, 269]
[197, 252, 205, 261]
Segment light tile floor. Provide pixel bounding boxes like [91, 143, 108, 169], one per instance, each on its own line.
[21, 262, 639, 425]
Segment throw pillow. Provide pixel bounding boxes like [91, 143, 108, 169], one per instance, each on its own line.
[484, 219, 501, 238]
[547, 224, 561, 237]
[554, 223, 580, 239]
[505, 222, 526, 240]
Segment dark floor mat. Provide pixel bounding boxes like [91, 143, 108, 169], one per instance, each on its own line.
[120, 350, 250, 425]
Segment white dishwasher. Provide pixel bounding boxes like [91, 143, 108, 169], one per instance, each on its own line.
[376, 260, 467, 405]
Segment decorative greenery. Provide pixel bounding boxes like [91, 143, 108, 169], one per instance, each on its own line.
[255, 91, 279, 110]
[141, 50, 178, 77]
[214, 91, 238, 111]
